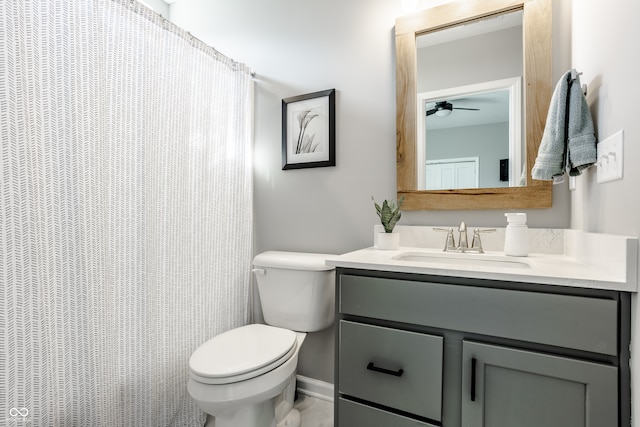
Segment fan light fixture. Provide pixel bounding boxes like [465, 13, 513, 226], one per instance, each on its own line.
[426, 100, 479, 117]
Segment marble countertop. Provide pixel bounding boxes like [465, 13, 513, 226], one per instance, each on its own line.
[325, 228, 638, 292]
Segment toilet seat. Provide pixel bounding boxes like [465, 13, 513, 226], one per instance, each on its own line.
[189, 324, 297, 385]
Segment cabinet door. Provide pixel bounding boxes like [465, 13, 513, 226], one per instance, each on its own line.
[461, 341, 618, 427]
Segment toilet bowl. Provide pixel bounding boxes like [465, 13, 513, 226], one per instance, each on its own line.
[187, 251, 335, 427]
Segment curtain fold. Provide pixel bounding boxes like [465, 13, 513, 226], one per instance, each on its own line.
[1, 1, 253, 425]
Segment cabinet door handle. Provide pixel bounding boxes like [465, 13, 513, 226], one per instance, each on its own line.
[367, 362, 404, 377]
[470, 357, 477, 402]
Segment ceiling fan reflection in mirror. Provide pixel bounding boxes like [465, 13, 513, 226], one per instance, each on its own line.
[426, 101, 480, 117]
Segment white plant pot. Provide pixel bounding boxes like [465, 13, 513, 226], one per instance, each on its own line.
[376, 231, 400, 250]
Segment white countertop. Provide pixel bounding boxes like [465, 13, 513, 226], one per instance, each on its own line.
[325, 228, 638, 292]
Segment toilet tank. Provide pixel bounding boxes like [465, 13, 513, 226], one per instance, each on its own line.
[252, 251, 335, 332]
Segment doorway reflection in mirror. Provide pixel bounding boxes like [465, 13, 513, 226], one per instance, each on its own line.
[417, 78, 522, 190]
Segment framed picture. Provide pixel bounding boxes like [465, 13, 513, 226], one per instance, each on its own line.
[282, 89, 335, 170]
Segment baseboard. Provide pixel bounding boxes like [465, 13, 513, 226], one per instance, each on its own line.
[296, 375, 334, 402]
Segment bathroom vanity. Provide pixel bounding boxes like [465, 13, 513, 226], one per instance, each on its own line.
[326, 228, 637, 427]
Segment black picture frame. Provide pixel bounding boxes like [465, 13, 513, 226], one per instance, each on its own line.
[282, 89, 335, 170]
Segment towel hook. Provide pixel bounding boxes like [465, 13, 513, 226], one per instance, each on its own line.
[571, 69, 587, 96]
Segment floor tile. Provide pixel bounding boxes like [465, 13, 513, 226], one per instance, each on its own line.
[296, 395, 334, 427]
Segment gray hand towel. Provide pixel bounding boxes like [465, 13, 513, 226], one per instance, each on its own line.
[566, 75, 597, 176]
[531, 70, 596, 181]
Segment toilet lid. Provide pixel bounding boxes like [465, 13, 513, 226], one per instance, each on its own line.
[189, 324, 297, 383]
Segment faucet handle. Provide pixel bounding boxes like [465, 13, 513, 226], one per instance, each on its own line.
[474, 228, 496, 235]
[433, 227, 456, 251]
[470, 228, 496, 253]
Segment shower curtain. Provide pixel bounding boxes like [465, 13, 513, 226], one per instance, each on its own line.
[1, 1, 253, 425]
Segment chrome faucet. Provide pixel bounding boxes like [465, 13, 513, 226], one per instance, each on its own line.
[434, 222, 496, 253]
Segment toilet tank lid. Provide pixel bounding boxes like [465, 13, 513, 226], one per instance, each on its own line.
[253, 251, 335, 271]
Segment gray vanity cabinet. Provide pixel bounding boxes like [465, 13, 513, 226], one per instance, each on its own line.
[334, 269, 630, 427]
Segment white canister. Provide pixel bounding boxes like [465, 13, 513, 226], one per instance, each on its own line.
[504, 213, 529, 257]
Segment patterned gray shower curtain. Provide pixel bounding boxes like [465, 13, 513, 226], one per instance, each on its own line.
[1, 1, 253, 425]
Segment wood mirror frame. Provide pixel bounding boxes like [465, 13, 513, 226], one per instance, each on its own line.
[396, 0, 553, 210]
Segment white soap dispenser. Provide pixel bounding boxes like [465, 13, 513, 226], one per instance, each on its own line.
[504, 213, 529, 257]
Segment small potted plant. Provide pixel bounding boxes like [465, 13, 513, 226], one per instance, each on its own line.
[372, 195, 404, 250]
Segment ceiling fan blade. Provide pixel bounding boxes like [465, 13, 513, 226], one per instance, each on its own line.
[452, 107, 480, 111]
[426, 108, 437, 116]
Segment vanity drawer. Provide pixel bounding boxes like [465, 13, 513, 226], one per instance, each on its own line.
[339, 398, 438, 427]
[339, 274, 618, 355]
[339, 320, 443, 421]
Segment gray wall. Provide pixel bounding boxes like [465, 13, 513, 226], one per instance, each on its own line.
[168, 2, 640, 413]
[171, 0, 400, 257]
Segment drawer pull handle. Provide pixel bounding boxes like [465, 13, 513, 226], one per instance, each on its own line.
[367, 362, 404, 377]
[471, 357, 477, 402]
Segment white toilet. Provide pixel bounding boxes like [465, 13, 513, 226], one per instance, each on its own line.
[188, 251, 335, 427]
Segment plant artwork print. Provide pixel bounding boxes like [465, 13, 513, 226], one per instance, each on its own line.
[295, 110, 320, 154]
[282, 89, 335, 169]
[288, 103, 326, 163]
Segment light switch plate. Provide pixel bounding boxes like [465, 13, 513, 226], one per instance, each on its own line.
[596, 130, 624, 183]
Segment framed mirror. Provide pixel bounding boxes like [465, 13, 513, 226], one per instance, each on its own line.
[396, 0, 553, 210]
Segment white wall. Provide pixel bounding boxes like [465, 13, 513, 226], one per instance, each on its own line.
[570, 0, 640, 422]
[167, 0, 591, 387]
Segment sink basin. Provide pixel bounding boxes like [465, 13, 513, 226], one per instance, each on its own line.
[393, 251, 531, 269]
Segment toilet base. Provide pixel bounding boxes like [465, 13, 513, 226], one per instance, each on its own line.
[203, 398, 301, 427]
[205, 399, 275, 427]
[202, 371, 302, 427]
[274, 376, 301, 427]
